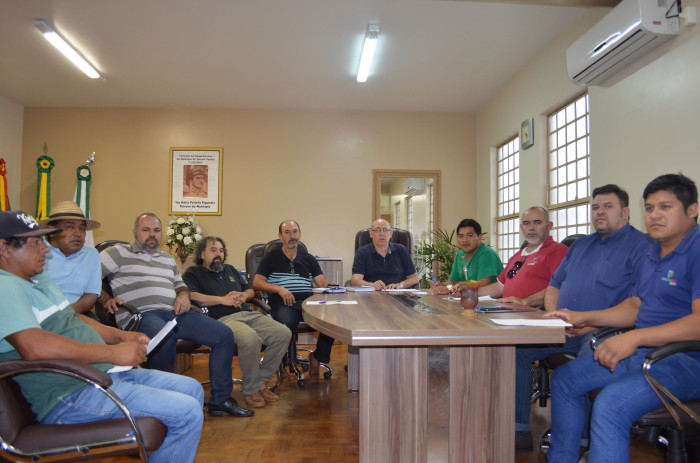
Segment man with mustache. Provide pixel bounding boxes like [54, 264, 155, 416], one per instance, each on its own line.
[253, 220, 334, 380]
[513, 185, 653, 452]
[99, 213, 254, 418]
[40, 201, 103, 315]
[183, 236, 291, 408]
[477, 207, 567, 307]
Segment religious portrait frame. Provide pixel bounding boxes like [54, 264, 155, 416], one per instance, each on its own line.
[169, 147, 222, 215]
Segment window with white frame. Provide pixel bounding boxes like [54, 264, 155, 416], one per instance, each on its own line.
[547, 93, 591, 242]
[406, 196, 414, 235]
[394, 201, 401, 228]
[496, 135, 520, 263]
[428, 183, 434, 243]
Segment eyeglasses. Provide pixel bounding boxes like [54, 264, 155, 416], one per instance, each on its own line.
[372, 228, 391, 235]
[507, 260, 524, 279]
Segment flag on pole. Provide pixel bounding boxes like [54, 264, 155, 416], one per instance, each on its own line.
[73, 153, 96, 246]
[36, 155, 54, 221]
[0, 158, 11, 211]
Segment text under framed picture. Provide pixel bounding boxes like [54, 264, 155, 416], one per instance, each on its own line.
[169, 147, 222, 215]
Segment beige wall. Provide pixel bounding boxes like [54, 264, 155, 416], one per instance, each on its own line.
[476, 1, 700, 235]
[0, 94, 24, 208]
[19, 108, 475, 277]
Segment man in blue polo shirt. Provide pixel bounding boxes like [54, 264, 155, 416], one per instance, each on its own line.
[351, 218, 419, 290]
[546, 173, 700, 462]
[41, 201, 102, 315]
[514, 184, 653, 451]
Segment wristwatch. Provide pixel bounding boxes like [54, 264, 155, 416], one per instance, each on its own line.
[399, 283, 404, 289]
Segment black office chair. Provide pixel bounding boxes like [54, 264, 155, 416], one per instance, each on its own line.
[259, 239, 332, 387]
[0, 359, 166, 463]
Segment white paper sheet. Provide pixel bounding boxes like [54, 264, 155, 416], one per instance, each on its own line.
[147, 319, 178, 354]
[306, 300, 359, 305]
[489, 318, 572, 327]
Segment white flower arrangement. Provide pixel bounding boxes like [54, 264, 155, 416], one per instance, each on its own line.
[165, 213, 203, 256]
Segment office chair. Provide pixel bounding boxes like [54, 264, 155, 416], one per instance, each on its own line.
[260, 239, 333, 387]
[0, 359, 166, 463]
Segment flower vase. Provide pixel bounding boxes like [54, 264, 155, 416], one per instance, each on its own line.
[176, 245, 189, 264]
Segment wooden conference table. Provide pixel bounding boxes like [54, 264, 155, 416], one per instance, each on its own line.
[302, 291, 565, 463]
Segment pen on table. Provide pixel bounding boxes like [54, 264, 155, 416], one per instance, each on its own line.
[429, 273, 438, 286]
[319, 301, 327, 304]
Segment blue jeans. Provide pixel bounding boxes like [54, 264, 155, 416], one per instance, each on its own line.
[548, 350, 700, 463]
[515, 334, 591, 433]
[43, 368, 204, 463]
[138, 309, 234, 404]
[271, 302, 334, 364]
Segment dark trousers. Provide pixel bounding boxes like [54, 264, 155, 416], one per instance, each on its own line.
[271, 302, 334, 364]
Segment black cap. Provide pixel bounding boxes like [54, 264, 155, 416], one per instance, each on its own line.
[0, 211, 61, 240]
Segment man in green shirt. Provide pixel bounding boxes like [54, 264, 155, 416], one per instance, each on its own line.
[429, 218, 503, 294]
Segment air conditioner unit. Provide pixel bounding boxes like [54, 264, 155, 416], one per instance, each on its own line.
[566, 0, 679, 86]
[404, 178, 426, 196]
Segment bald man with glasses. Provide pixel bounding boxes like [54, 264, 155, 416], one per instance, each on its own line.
[351, 219, 419, 290]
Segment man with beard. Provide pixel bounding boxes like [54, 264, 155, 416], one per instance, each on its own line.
[351, 218, 419, 290]
[183, 236, 291, 408]
[513, 185, 653, 451]
[99, 213, 254, 418]
[478, 207, 568, 307]
[253, 220, 333, 380]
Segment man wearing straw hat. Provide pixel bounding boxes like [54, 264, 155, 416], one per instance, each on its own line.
[40, 201, 102, 315]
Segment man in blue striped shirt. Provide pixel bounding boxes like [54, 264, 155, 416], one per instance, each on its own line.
[253, 220, 333, 379]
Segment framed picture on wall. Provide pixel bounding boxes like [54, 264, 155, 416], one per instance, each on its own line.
[520, 118, 534, 150]
[169, 147, 222, 215]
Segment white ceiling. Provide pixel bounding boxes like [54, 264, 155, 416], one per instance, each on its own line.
[0, 0, 600, 112]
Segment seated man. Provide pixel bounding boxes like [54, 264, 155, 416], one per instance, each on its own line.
[429, 218, 503, 294]
[478, 206, 568, 307]
[546, 173, 700, 462]
[0, 211, 204, 463]
[513, 184, 653, 451]
[253, 220, 333, 379]
[99, 212, 253, 418]
[40, 200, 102, 315]
[350, 219, 419, 290]
[183, 236, 291, 408]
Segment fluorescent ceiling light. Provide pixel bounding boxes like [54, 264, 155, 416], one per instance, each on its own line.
[356, 24, 379, 83]
[34, 19, 103, 80]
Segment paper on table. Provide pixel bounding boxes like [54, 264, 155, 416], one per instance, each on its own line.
[346, 286, 375, 292]
[489, 318, 572, 327]
[306, 300, 359, 305]
[381, 288, 420, 293]
[478, 295, 495, 301]
[147, 319, 178, 354]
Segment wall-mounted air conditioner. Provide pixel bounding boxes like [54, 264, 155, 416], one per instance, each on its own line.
[566, 0, 679, 86]
[404, 178, 426, 196]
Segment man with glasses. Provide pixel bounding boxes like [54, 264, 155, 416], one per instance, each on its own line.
[513, 185, 653, 452]
[253, 220, 333, 380]
[351, 218, 419, 290]
[478, 207, 567, 307]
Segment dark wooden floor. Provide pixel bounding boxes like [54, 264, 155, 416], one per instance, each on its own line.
[101, 344, 668, 463]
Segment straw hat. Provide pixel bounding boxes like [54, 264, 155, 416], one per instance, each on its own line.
[38, 201, 101, 230]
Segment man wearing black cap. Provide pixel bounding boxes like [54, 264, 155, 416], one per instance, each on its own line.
[0, 210, 205, 463]
[40, 201, 102, 315]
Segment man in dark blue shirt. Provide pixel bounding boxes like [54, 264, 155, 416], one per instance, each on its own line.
[350, 219, 418, 290]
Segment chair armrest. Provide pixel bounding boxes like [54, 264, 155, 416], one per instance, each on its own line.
[0, 359, 112, 387]
[190, 300, 209, 316]
[590, 326, 634, 351]
[645, 341, 700, 363]
[249, 297, 271, 315]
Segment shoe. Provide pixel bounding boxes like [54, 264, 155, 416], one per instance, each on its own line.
[309, 351, 320, 378]
[259, 386, 279, 402]
[245, 391, 266, 408]
[515, 432, 533, 452]
[208, 398, 255, 417]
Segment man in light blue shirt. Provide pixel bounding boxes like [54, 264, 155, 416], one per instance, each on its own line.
[41, 201, 102, 315]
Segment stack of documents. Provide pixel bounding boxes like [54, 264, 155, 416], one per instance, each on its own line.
[347, 286, 375, 292]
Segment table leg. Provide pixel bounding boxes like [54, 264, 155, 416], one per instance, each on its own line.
[449, 345, 516, 462]
[359, 346, 428, 463]
[348, 345, 359, 391]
